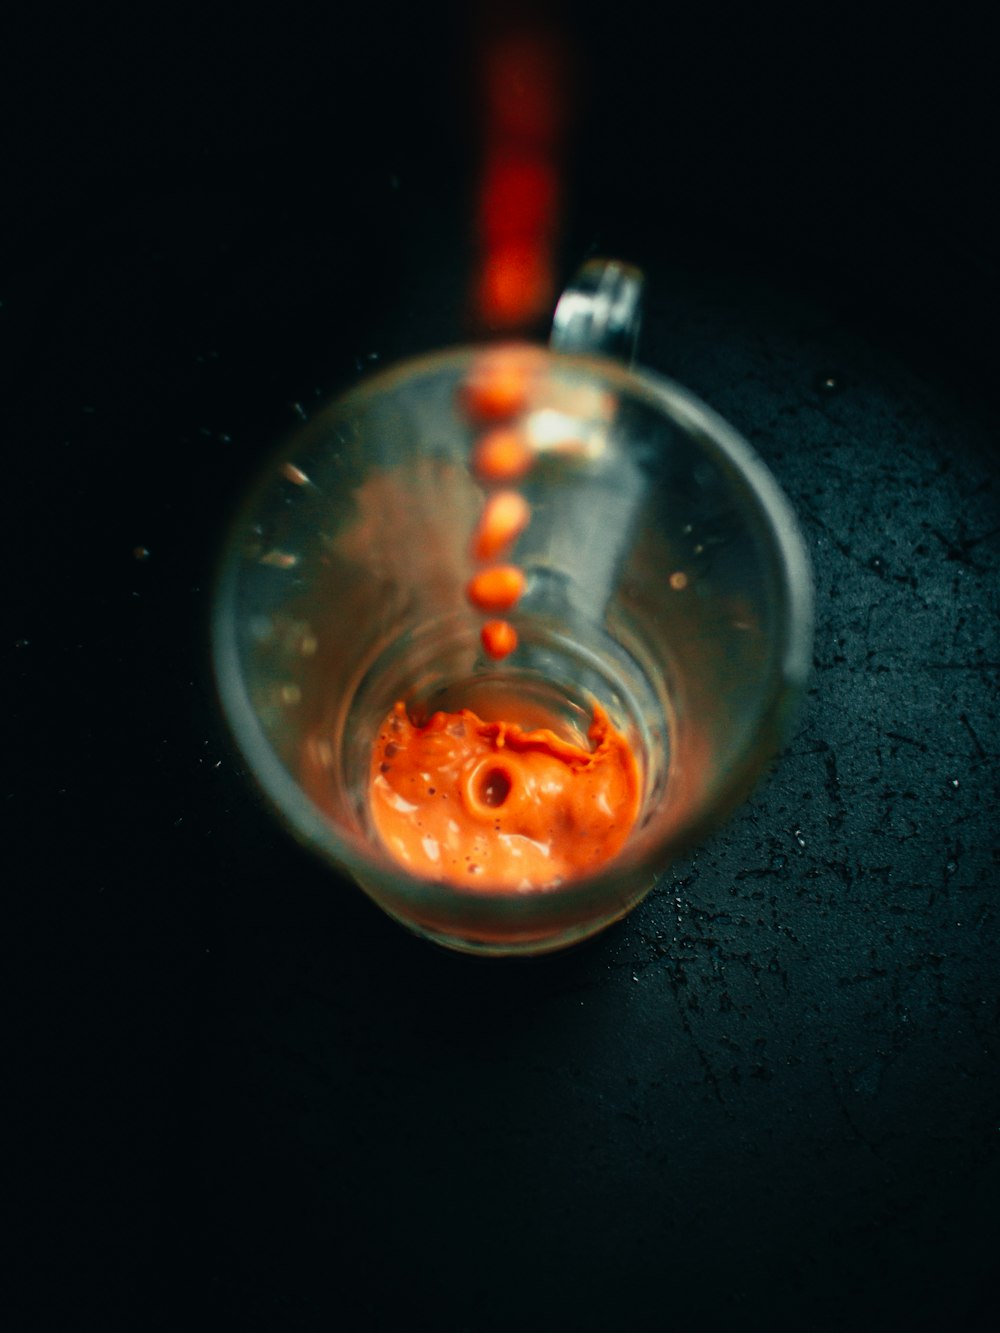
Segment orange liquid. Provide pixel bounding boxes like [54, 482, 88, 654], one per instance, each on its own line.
[369, 701, 640, 890]
[471, 490, 530, 562]
[479, 619, 519, 659]
[466, 564, 526, 612]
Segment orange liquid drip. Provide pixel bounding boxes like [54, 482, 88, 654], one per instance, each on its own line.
[466, 564, 526, 612]
[471, 490, 531, 562]
[369, 701, 640, 890]
[480, 619, 519, 659]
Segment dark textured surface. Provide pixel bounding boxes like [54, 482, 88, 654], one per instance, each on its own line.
[9, 7, 998, 1330]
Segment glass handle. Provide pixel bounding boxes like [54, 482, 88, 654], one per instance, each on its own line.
[550, 258, 645, 365]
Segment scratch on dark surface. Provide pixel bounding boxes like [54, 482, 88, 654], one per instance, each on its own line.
[862, 600, 884, 638]
[959, 712, 990, 760]
[787, 738, 831, 758]
[923, 662, 1000, 675]
[959, 994, 1000, 1059]
[663, 959, 726, 1106]
[836, 967, 889, 989]
[802, 393, 873, 452]
[768, 908, 806, 952]
[799, 502, 921, 588]
[926, 524, 998, 571]
[865, 555, 918, 588]
[765, 952, 791, 993]
[821, 1049, 888, 1165]
[822, 749, 847, 831]
[929, 838, 963, 908]
[884, 731, 929, 752]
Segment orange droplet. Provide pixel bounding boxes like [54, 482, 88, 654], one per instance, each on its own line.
[480, 619, 519, 660]
[460, 350, 542, 420]
[472, 490, 531, 562]
[669, 571, 689, 590]
[467, 564, 526, 612]
[466, 362, 533, 418]
[472, 426, 534, 483]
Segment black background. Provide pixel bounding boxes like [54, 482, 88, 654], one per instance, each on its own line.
[8, 4, 998, 1329]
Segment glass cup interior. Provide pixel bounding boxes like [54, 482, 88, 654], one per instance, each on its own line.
[212, 346, 812, 954]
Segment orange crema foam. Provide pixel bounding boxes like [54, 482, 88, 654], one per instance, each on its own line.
[369, 701, 641, 891]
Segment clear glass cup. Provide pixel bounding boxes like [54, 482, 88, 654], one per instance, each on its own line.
[212, 261, 813, 955]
